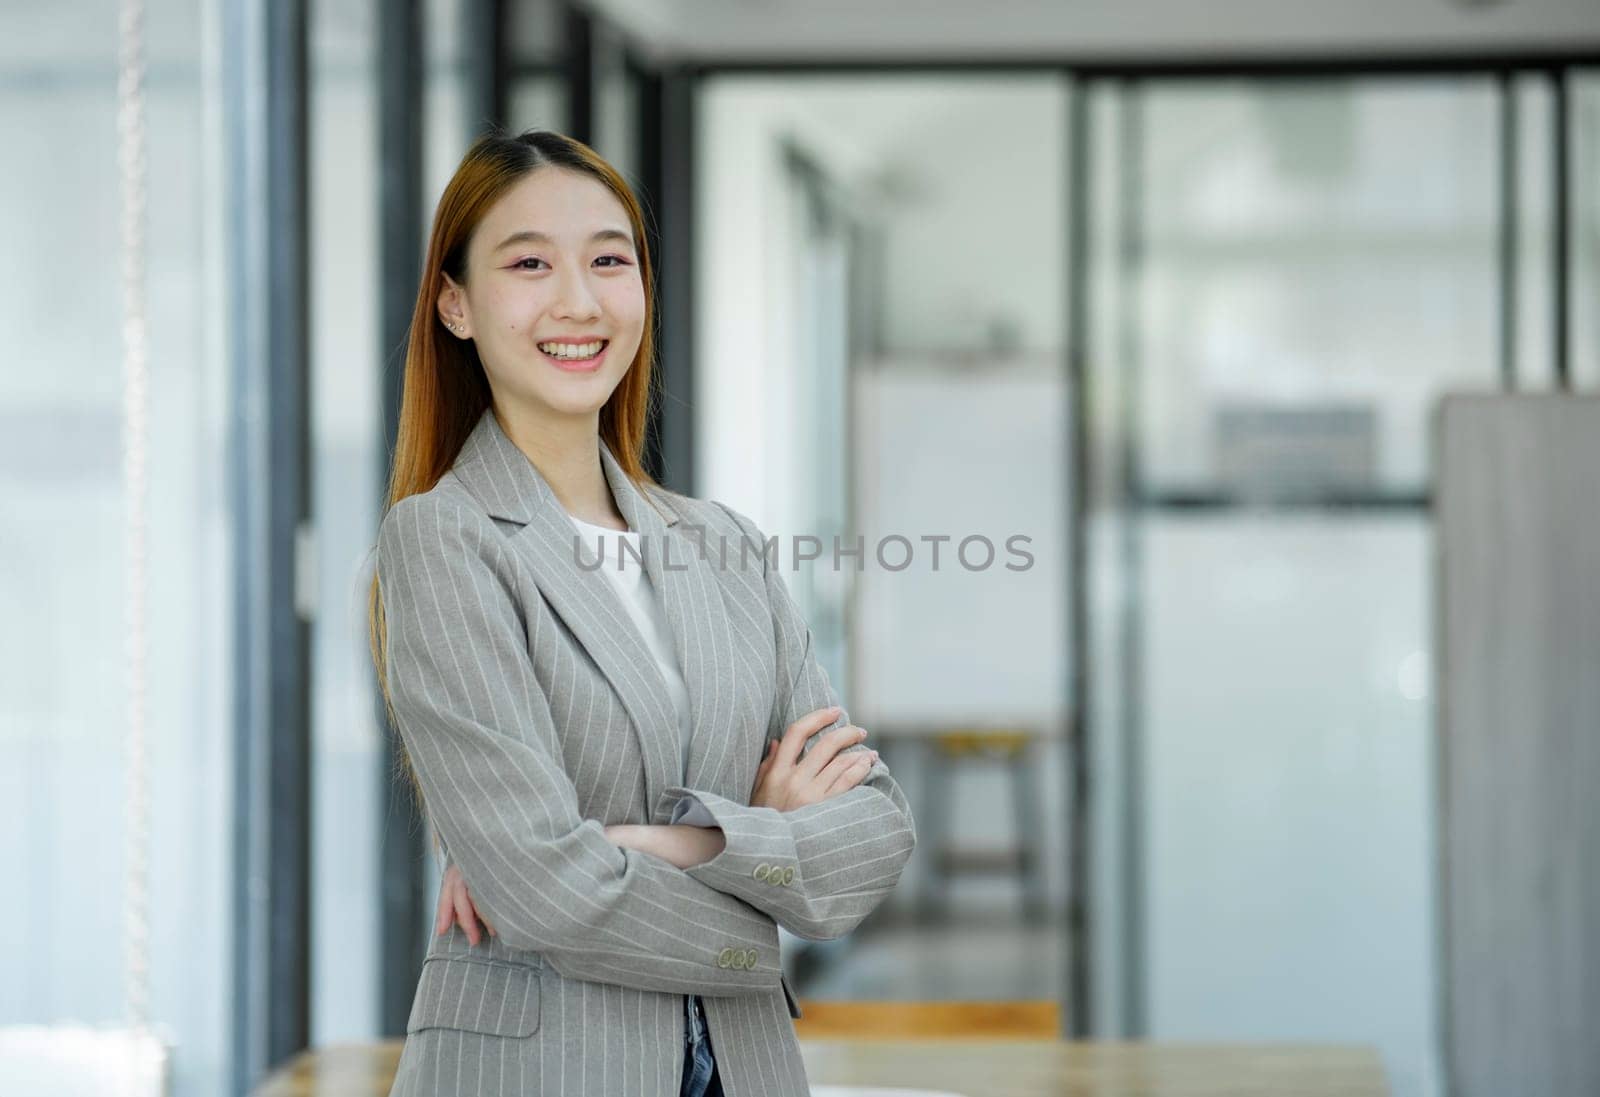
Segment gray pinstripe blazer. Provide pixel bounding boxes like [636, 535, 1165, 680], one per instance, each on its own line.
[375, 406, 917, 1096]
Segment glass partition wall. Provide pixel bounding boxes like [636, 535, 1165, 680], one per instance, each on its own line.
[1079, 71, 1585, 1097]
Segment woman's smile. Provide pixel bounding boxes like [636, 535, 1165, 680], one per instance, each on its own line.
[536, 337, 610, 372]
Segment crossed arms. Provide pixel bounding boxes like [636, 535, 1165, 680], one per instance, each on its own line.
[377, 493, 916, 1000]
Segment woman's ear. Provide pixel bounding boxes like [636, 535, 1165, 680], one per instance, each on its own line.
[436, 273, 470, 338]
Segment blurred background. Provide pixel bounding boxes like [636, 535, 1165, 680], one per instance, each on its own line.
[2, 1, 1598, 1096]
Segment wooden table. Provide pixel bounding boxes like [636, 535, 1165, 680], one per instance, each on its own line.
[252, 1039, 1389, 1096]
[801, 1040, 1388, 1096]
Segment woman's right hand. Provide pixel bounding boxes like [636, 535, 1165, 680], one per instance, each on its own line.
[436, 861, 496, 946]
[749, 705, 879, 812]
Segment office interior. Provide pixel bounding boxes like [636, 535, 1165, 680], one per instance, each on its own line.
[3, 1, 1599, 1095]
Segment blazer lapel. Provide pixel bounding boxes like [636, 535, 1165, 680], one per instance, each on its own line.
[449, 407, 739, 823]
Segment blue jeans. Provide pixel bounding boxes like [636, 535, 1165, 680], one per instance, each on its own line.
[680, 994, 724, 1097]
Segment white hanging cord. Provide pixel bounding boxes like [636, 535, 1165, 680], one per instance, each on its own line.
[118, 0, 152, 1037]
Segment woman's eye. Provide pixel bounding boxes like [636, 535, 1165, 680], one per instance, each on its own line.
[512, 255, 632, 271]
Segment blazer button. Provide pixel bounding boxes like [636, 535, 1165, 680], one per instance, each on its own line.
[781, 866, 796, 885]
[743, 948, 758, 969]
[717, 946, 734, 968]
[753, 862, 771, 881]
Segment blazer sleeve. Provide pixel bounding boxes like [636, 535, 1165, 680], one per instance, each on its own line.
[653, 501, 918, 941]
[378, 493, 783, 997]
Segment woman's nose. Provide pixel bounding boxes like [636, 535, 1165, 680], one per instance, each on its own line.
[551, 273, 602, 319]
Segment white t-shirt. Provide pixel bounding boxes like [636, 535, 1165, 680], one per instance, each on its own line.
[565, 512, 695, 775]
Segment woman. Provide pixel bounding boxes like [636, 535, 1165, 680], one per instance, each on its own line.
[369, 128, 917, 1097]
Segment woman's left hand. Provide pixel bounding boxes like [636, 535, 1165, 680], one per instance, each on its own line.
[436, 861, 497, 945]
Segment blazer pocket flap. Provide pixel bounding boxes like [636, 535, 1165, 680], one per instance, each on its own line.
[407, 957, 542, 1037]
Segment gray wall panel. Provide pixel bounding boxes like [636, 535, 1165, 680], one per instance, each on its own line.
[1436, 394, 1600, 1097]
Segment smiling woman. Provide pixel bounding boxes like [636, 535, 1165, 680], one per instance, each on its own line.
[366, 128, 916, 1097]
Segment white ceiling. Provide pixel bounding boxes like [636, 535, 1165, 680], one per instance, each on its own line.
[580, 0, 1600, 64]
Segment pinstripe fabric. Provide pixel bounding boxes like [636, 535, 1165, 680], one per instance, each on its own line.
[377, 407, 917, 1096]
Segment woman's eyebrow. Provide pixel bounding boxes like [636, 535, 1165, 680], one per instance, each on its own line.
[493, 228, 633, 251]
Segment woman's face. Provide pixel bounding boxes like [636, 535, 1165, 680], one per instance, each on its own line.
[438, 166, 644, 424]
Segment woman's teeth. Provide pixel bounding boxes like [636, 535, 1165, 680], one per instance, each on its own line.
[537, 340, 606, 360]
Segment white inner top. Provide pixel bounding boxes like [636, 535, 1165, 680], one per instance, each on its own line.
[565, 512, 694, 775]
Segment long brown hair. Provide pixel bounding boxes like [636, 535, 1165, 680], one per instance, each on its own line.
[368, 128, 662, 821]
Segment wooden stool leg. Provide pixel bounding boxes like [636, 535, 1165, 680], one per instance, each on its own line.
[1010, 741, 1047, 920]
[919, 739, 950, 922]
